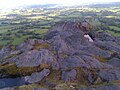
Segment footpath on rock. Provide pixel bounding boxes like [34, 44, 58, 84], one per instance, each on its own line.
[0, 21, 120, 90]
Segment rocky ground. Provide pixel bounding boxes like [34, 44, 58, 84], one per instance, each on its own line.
[0, 21, 120, 90]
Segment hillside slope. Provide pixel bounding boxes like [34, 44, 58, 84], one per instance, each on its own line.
[0, 21, 120, 90]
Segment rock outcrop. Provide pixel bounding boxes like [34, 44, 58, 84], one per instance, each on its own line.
[0, 21, 120, 90]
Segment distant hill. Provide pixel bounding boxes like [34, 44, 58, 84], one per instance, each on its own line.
[89, 2, 120, 8]
[26, 4, 58, 9]
[25, 2, 120, 9]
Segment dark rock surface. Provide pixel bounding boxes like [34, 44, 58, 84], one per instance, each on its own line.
[96, 32, 116, 41]
[107, 58, 120, 67]
[0, 46, 12, 60]
[61, 69, 77, 82]
[0, 21, 120, 90]
[98, 69, 120, 82]
[0, 87, 16, 90]
[0, 69, 50, 89]
[60, 56, 87, 70]
[11, 49, 55, 67]
[0, 77, 26, 89]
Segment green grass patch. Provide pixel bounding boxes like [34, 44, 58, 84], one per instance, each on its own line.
[12, 36, 28, 45]
[107, 30, 120, 36]
[109, 26, 120, 31]
[35, 29, 48, 35]
[0, 25, 23, 34]
[0, 40, 10, 46]
[17, 84, 46, 90]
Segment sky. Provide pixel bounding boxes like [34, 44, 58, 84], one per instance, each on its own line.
[0, 0, 120, 9]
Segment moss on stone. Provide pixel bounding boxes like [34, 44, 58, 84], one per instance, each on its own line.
[10, 45, 16, 51]
[54, 83, 76, 90]
[16, 84, 46, 90]
[33, 42, 49, 50]
[1, 51, 22, 62]
[45, 70, 61, 83]
[0, 63, 18, 75]
[93, 80, 120, 87]
[92, 55, 110, 62]
[0, 63, 49, 77]
[94, 81, 113, 86]
[75, 68, 88, 85]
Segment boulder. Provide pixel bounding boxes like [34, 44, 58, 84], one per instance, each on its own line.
[0, 69, 50, 89]
[6, 49, 57, 68]
[24, 69, 50, 83]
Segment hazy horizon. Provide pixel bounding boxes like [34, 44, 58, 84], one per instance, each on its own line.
[0, 0, 120, 9]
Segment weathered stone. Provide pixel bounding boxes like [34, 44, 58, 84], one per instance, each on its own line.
[80, 55, 112, 69]
[96, 31, 116, 41]
[7, 49, 57, 68]
[115, 36, 120, 44]
[0, 77, 26, 89]
[59, 56, 87, 70]
[0, 46, 12, 60]
[50, 35, 72, 54]
[61, 69, 77, 82]
[16, 40, 34, 52]
[59, 30, 73, 39]
[97, 85, 120, 90]
[107, 58, 120, 67]
[16, 39, 48, 52]
[65, 34, 90, 49]
[87, 73, 95, 84]
[60, 55, 112, 70]
[98, 69, 120, 82]
[81, 46, 111, 58]
[43, 30, 59, 40]
[94, 40, 120, 54]
[0, 69, 50, 89]
[24, 69, 50, 83]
